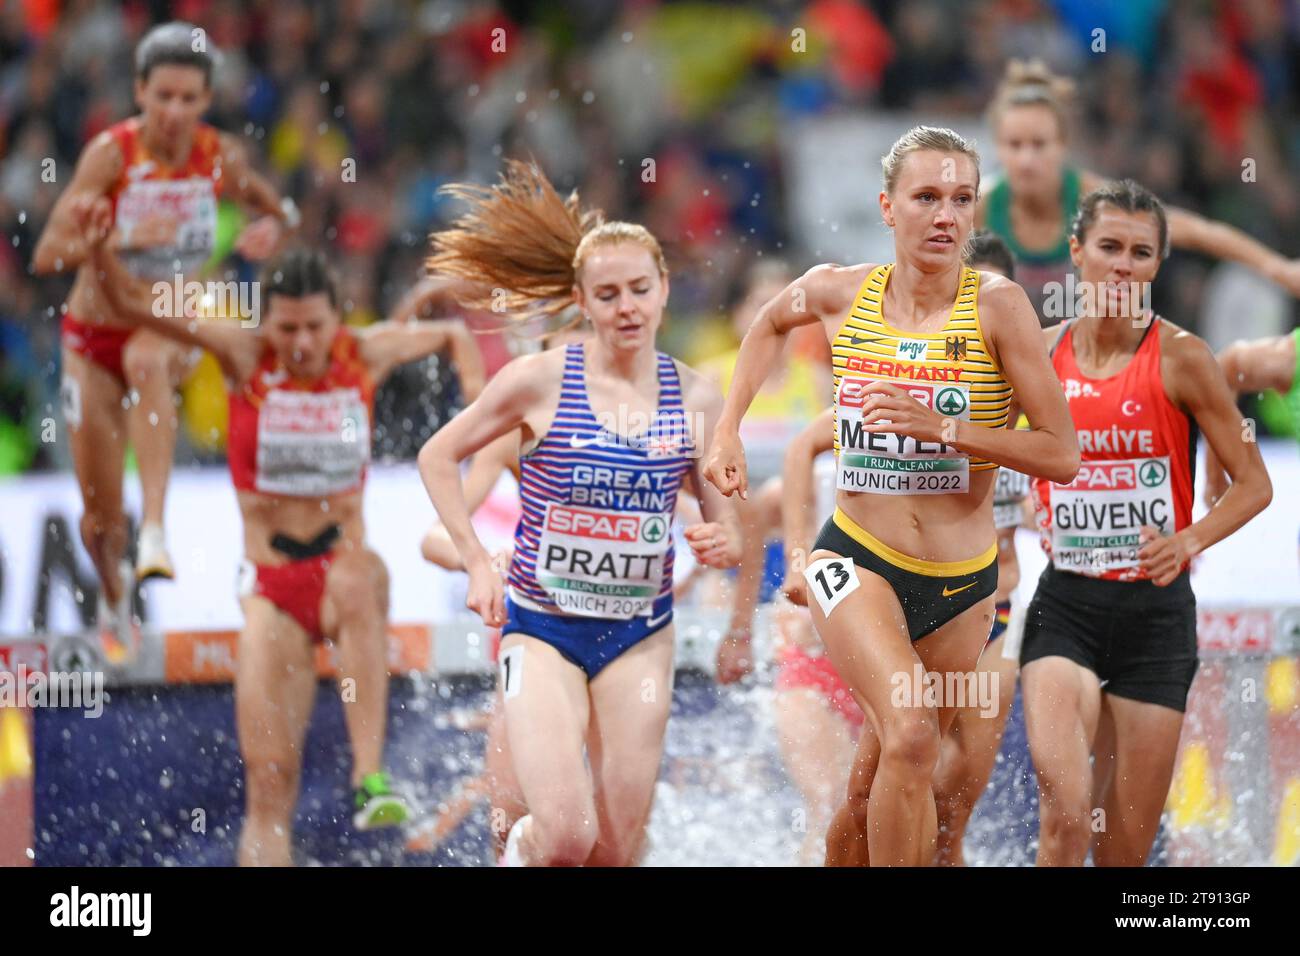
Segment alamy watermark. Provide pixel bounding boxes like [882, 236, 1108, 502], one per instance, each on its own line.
[891, 663, 999, 718]
[152, 274, 260, 328]
[0, 665, 104, 718]
[50, 886, 150, 935]
[1042, 274, 1154, 323]
[589, 405, 707, 459]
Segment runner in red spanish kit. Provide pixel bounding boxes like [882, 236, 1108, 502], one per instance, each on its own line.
[32, 22, 292, 661]
[1020, 180, 1271, 866]
[80, 221, 484, 864]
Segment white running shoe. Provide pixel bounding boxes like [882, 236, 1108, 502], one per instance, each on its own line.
[96, 561, 139, 666]
[500, 816, 529, 867]
[135, 524, 174, 582]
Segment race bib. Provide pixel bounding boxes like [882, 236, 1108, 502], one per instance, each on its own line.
[534, 503, 669, 619]
[235, 559, 257, 600]
[60, 375, 82, 431]
[115, 178, 218, 279]
[1048, 456, 1174, 576]
[803, 556, 860, 618]
[835, 375, 970, 495]
[993, 467, 1031, 530]
[255, 388, 370, 496]
[499, 645, 524, 699]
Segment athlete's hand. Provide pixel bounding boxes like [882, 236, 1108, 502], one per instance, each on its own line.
[465, 555, 507, 627]
[858, 382, 946, 442]
[702, 429, 749, 500]
[780, 572, 809, 607]
[1138, 526, 1196, 586]
[234, 215, 284, 261]
[715, 631, 754, 684]
[71, 195, 113, 247]
[685, 521, 735, 568]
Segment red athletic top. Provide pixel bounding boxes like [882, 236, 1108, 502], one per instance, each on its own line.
[105, 117, 223, 280]
[228, 329, 375, 497]
[1033, 320, 1196, 581]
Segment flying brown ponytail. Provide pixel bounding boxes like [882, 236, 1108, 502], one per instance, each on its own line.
[427, 159, 668, 328]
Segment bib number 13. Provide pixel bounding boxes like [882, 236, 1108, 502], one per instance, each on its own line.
[803, 557, 861, 618]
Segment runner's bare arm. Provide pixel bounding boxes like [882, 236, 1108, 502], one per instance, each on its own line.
[950, 277, 1078, 482]
[1083, 166, 1297, 293]
[782, 406, 834, 568]
[79, 204, 257, 380]
[1217, 335, 1296, 395]
[705, 264, 864, 498]
[674, 489, 702, 526]
[419, 526, 465, 571]
[359, 318, 485, 397]
[220, 134, 287, 220]
[418, 352, 551, 574]
[462, 430, 521, 511]
[1158, 330, 1272, 577]
[32, 134, 122, 275]
[420, 430, 520, 571]
[220, 134, 291, 260]
[680, 372, 743, 568]
[388, 274, 485, 324]
[1204, 334, 1294, 506]
[1004, 324, 1066, 424]
[1080, 169, 1300, 295]
[1164, 206, 1300, 295]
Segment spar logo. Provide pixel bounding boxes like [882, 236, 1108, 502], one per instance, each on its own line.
[935, 386, 967, 417]
[1139, 460, 1167, 488]
[1062, 461, 1138, 491]
[640, 515, 667, 543]
[545, 505, 641, 542]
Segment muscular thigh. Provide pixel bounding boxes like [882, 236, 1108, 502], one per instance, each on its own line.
[236, 595, 318, 760]
[320, 548, 390, 639]
[803, 548, 916, 728]
[498, 634, 593, 805]
[1020, 655, 1104, 770]
[62, 347, 128, 500]
[915, 597, 997, 735]
[587, 626, 675, 776]
[126, 329, 202, 387]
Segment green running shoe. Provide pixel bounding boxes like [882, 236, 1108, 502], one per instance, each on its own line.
[352, 771, 411, 831]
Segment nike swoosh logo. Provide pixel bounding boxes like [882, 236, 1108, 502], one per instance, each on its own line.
[942, 581, 978, 597]
[847, 334, 883, 347]
[569, 434, 609, 449]
[646, 610, 672, 629]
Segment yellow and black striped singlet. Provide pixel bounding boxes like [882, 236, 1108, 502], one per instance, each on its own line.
[831, 264, 1012, 495]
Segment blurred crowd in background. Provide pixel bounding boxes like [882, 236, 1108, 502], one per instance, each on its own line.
[2, 0, 1300, 472]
